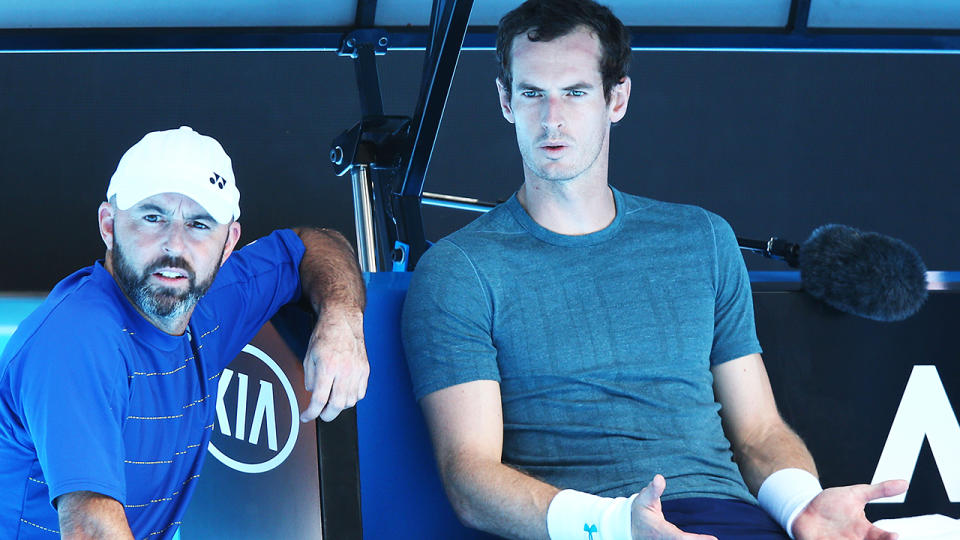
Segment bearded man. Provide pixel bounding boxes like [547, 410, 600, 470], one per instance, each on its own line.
[0, 126, 369, 539]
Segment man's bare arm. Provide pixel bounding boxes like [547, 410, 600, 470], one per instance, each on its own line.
[711, 353, 816, 491]
[422, 380, 714, 540]
[57, 491, 134, 540]
[422, 380, 559, 540]
[713, 353, 906, 539]
[292, 227, 369, 423]
[293, 227, 365, 315]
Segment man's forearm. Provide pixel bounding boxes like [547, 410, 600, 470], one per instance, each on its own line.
[57, 491, 134, 540]
[734, 421, 818, 494]
[293, 227, 365, 314]
[442, 457, 559, 540]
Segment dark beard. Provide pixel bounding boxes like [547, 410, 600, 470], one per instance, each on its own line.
[112, 233, 223, 324]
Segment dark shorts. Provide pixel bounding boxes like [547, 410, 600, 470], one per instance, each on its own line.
[663, 498, 790, 540]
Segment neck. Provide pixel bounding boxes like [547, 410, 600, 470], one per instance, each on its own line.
[517, 173, 616, 236]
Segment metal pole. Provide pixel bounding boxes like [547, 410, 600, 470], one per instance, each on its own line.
[421, 191, 496, 213]
[350, 164, 378, 272]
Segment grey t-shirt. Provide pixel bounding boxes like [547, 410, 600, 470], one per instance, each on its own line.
[402, 187, 761, 502]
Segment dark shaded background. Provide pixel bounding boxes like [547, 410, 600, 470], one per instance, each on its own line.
[1, 49, 958, 291]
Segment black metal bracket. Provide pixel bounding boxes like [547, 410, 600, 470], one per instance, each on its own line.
[738, 236, 801, 268]
[337, 28, 390, 59]
[330, 116, 411, 177]
[332, 0, 475, 272]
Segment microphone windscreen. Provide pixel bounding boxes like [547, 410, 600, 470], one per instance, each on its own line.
[799, 224, 928, 322]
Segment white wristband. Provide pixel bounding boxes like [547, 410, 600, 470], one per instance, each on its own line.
[757, 468, 823, 539]
[546, 489, 637, 540]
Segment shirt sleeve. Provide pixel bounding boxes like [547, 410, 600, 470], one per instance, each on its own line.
[13, 328, 129, 508]
[201, 229, 306, 360]
[706, 211, 763, 365]
[401, 239, 500, 400]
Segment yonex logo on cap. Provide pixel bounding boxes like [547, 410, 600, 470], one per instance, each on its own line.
[210, 173, 227, 189]
[107, 126, 241, 223]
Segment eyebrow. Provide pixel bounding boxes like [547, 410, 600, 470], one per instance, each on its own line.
[134, 203, 215, 222]
[515, 81, 595, 92]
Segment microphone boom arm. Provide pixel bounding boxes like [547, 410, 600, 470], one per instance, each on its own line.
[737, 237, 801, 268]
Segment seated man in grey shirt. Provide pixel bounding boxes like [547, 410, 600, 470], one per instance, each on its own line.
[401, 1, 907, 539]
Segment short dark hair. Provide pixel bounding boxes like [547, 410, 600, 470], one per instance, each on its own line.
[496, 0, 631, 101]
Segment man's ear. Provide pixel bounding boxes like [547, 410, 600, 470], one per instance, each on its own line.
[608, 76, 632, 123]
[496, 78, 516, 124]
[219, 221, 242, 267]
[98, 202, 115, 251]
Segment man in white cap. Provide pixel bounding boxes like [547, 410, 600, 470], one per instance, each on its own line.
[0, 126, 369, 539]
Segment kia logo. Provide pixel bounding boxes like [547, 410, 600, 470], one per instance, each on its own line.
[208, 345, 299, 474]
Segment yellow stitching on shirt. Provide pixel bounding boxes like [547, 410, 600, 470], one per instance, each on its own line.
[127, 414, 185, 420]
[173, 444, 202, 457]
[182, 395, 211, 409]
[129, 349, 202, 379]
[131, 364, 188, 377]
[208, 371, 221, 381]
[198, 325, 220, 339]
[27, 476, 46, 485]
[127, 463, 202, 508]
[20, 518, 59, 533]
[181, 474, 201, 486]
[125, 437, 202, 464]
[121, 328, 135, 336]
[144, 520, 182, 538]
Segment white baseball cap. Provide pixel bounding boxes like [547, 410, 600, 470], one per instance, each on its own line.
[107, 126, 241, 223]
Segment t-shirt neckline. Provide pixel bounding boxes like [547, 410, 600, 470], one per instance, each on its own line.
[505, 186, 625, 247]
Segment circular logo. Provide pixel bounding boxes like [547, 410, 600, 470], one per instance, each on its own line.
[208, 344, 300, 474]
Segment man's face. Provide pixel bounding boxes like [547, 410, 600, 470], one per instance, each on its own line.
[498, 27, 629, 184]
[100, 193, 240, 327]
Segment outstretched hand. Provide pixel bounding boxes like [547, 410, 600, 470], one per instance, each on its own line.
[792, 479, 908, 540]
[300, 306, 369, 422]
[631, 475, 718, 540]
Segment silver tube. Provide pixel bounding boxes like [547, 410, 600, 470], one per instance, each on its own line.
[421, 191, 495, 213]
[350, 164, 378, 272]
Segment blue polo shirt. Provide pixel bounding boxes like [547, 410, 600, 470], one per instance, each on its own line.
[0, 229, 305, 539]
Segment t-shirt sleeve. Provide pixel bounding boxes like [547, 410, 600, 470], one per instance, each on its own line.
[706, 212, 763, 365]
[13, 330, 129, 508]
[401, 239, 500, 400]
[202, 228, 306, 359]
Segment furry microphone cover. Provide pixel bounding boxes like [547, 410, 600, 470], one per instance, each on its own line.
[799, 224, 928, 322]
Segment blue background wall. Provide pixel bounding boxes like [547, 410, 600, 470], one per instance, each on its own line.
[0, 49, 958, 292]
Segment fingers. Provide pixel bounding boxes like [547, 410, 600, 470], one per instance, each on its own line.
[865, 524, 899, 540]
[300, 369, 334, 422]
[303, 353, 316, 392]
[636, 474, 666, 509]
[869, 479, 909, 500]
[299, 309, 369, 422]
[300, 359, 367, 423]
[849, 479, 908, 505]
[318, 375, 362, 422]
